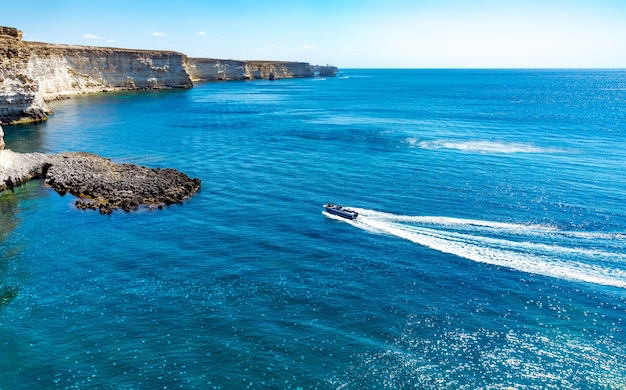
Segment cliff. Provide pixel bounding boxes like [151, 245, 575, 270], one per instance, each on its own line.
[186, 58, 314, 81]
[0, 29, 50, 124]
[315, 65, 339, 77]
[184, 58, 246, 81]
[1, 26, 192, 125]
[26, 42, 192, 101]
[0, 25, 333, 126]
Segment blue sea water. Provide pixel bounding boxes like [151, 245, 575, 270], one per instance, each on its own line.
[1, 69, 626, 389]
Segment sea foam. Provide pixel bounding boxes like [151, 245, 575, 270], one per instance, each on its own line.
[329, 208, 626, 289]
[408, 139, 563, 154]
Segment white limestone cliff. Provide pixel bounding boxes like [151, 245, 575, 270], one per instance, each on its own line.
[0, 28, 50, 124]
[1, 27, 192, 124]
[185, 58, 247, 81]
[186, 58, 315, 81]
[1, 25, 329, 125]
[27, 43, 193, 101]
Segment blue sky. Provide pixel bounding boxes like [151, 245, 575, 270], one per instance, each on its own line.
[2, 0, 625, 68]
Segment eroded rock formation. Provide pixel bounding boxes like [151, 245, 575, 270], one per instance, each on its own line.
[316, 65, 339, 77]
[0, 149, 201, 213]
[44, 153, 201, 214]
[185, 58, 247, 81]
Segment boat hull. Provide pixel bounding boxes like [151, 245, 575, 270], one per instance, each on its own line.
[323, 204, 358, 220]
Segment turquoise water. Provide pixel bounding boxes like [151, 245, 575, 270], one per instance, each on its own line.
[1, 69, 626, 389]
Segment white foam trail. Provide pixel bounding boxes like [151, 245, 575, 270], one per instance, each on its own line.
[352, 208, 626, 241]
[408, 139, 563, 154]
[352, 208, 555, 232]
[327, 208, 626, 289]
[387, 223, 614, 260]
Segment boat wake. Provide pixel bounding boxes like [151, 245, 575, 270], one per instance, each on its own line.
[327, 208, 626, 289]
[407, 138, 564, 154]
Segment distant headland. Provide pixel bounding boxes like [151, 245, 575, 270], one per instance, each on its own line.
[0, 25, 338, 125]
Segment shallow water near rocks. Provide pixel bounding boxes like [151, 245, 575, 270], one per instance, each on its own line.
[1, 69, 626, 389]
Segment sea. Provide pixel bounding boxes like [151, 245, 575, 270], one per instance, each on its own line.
[1, 69, 626, 389]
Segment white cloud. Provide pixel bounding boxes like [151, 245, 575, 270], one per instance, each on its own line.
[294, 45, 318, 51]
[255, 45, 283, 52]
[198, 31, 207, 36]
[82, 34, 100, 39]
[151, 32, 167, 37]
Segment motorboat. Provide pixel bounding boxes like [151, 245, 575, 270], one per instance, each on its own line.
[323, 204, 358, 220]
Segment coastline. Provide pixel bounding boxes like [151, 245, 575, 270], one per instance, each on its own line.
[0, 24, 335, 210]
[1, 25, 337, 126]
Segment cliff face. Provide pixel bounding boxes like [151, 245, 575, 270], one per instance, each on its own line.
[0, 27, 192, 124]
[186, 58, 314, 81]
[185, 58, 246, 81]
[1, 25, 331, 125]
[0, 31, 50, 124]
[245, 61, 315, 80]
[26, 42, 192, 101]
[315, 65, 339, 77]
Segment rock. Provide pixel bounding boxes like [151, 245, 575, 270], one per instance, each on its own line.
[1, 150, 201, 213]
[315, 65, 339, 77]
[43, 152, 201, 214]
[0, 124, 4, 150]
[0, 26, 22, 40]
[0, 149, 48, 190]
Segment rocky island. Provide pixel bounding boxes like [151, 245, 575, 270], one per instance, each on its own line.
[1, 25, 335, 212]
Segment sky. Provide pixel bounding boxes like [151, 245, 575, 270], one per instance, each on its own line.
[2, 0, 626, 68]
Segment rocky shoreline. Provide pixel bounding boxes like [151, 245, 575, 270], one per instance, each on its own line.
[0, 147, 201, 214]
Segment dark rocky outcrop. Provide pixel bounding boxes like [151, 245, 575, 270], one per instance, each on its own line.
[0, 27, 22, 40]
[0, 149, 200, 213]
[44, 152, 201, 214]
